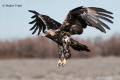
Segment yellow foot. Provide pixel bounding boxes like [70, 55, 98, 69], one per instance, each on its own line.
[63, 58, 67, 65]
[57, 58, 67, 67]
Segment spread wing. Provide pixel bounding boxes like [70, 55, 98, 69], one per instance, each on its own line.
[29, 10, 61, 35]
[64, 6, 113, 33]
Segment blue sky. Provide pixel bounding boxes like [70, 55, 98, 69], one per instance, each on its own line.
[0, 0, 120, 40]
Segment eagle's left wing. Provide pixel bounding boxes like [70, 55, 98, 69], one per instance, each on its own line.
[29, 10, 61, 35]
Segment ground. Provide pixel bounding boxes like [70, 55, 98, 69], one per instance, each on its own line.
[0, 57, 120, 80]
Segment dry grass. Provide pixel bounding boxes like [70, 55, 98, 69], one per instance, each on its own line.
[0, 57, 120, 80]
[0, 34, 120, 59]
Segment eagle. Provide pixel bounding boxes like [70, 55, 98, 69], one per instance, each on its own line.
[28, 6, 113, 66]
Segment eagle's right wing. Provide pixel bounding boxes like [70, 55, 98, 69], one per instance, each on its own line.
[64, 6, 113, 33]
[29, 10, 61, 35]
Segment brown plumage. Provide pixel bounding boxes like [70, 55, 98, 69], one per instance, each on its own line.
[28, 6, 113, 66]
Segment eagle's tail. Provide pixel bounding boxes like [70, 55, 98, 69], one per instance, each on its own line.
[70, 38, 90, 52]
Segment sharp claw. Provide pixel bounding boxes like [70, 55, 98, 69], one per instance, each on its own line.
[57, 59, 62, 66]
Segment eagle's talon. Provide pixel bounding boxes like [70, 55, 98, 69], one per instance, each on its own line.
[57, 59, 62, 66]
[57, 58, 67, 67]
[63, 58, 67, 65]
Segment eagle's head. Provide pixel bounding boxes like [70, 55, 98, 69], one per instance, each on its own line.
[45, 29, 56, 36]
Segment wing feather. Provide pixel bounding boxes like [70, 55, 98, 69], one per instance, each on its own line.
[89, 7, 113, 14]
[32, 26, 39, 34]
[97, 12, 114, 19]
[96, 19, 110, 30]
[65, 6, 113, 33]
[97, 16, 113, 23]
[29, 23, 37, 30]
[29, 10, 61, 35]
[29, 19, 36, 24]
[84, 14, 106, 33]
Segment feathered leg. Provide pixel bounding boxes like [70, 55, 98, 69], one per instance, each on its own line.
[63, 35, 71, 60]
[57, 35, 72, 66]
[57, 45, 66, 66]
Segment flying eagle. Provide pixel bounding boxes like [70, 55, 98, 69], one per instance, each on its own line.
[29, 6, 113, 66]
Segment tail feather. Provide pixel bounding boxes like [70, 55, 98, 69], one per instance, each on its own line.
[70, 38, 90, 52]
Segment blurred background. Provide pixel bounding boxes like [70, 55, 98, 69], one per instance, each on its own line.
[0, 0, 120, 58]
[0, 0, 120, 80]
